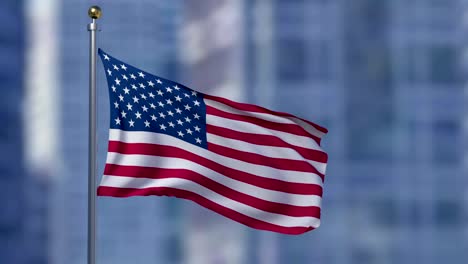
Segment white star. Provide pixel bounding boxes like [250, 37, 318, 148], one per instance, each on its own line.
[150, 103, 156, 109]
[132, 96, 139, 103]
[193, 100, 200, 106]
[144, 120, 150, 127]
[111, 85, 117, 92]
[121, 64, 127, 70]
[135, 111, 142, 119]
[156, 79, 162, 84]
[113, 64, 119, 70]
[194, 126, 201, 132]
[167, 110, 174, 117]
[130, 74, 136, 80]
[115, 117, 121, 125]
[148, 81, 154, 87]
[195, 138, 202, 144]
[158, 101, 165, 107]
[114, 101, 119, 108]
[193, 113, 200, 119]
[138, 72, 145, 78]
[174, 95, 182, 102]
[191, 91, 197, 96]
[103, 54, 110, 60]
[159, 112, 166, 118]
[157, 90, 164, 96]
[139, 83, 146, 89]
[184, 93, 190, 98]
[122, 74, 128, 81]
[148, 92, 155, 98]
[166, 87, 173, 93]
[184, 104, 191, 111]
[174, 85, 180, 90]
[142, 105, 148, 112]
[107, 69, 112, 76]
[121, 110, 127, 118]
[115, 78, 121, 85]
[129, 119, 135, 127]
[168, 122, 175, 128]
[175, 108, 182, 114]
[160, 124, 167, 130]
[177, 131, 184, 137]
[131, 84, 138, 90]
[186, 128, 193, 135]
[140, 94, 147, 100]
[118, 94, 124, 102]
[166, 99, 173, 105]
[126, 103, 133, 110]
[151, 115, 157, 121]
[177, 119, 183, 125]
[185, 117, 192, 123]
[123, 87, 130, 94]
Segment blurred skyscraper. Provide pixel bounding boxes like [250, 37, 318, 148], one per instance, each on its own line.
[0, 1, 28, 263]
[183, 0, 466, 264]
[342, 1, 464, 263]
[54, 1, 183, 264]
[248, 1, 466, 264]
[180, 1, 248, 264]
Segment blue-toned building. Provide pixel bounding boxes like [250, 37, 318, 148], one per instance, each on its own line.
[248, 1, 466, 264]
[0, 1, 28, 264]
[0, 1, 50, 264]
[180, 1, 249, 264]
[185, 0, 467, 264]
[54, 1, 183, 264]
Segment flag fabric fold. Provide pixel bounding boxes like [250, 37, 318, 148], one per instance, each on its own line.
[97, 49, 329, 235]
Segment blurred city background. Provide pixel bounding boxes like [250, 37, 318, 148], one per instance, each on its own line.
[1, 0, 466, 263]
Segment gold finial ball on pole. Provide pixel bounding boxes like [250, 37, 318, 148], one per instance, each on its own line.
[88, 6, 102, 19]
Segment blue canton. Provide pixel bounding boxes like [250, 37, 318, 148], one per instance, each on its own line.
[99, 49, 208, 148]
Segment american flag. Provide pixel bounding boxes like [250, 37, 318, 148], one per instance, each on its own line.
[97, 49, 328, 235]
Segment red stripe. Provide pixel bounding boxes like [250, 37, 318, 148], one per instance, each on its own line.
[108, 141, 323, 194]
[206, 105, 321, 143]
[97, 186, 315, 235]
[104, 164, 321, 217]
[208, 143, 322, 174]
[207, 125, 327, 175]
[205, 94, 328, 134]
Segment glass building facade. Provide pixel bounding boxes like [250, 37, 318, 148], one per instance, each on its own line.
[245, 0, 467, 263]
[0, 1, 32, 264]
[180, 0, 468, 263]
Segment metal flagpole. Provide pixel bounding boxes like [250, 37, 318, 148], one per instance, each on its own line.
[87, 6, 101, 264]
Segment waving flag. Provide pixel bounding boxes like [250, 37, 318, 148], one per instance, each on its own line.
[97, 49, 329, 235]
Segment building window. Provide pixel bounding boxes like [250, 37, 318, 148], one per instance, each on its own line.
[310, 41, 332, 80]
[434, 200, 461, 227]
[400, 44, 460, 85]
[429, 45, 459, 84]
[432, 120, 460, 163]
[274, 0, 306, 27]
[346, 106, 394, 161]
[372, 198, 397, 228]
[400, 45, 424, 83]
[276, 38, 307, 82]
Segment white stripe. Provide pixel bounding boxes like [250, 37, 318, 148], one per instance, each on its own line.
[109, 129, 324, 185]
[100, 175, 321, 228]
[205, 98, 326, 139]
[105, 152, 322, 207]
[206, 114, 323, 152]
[207, 133, 327, 174]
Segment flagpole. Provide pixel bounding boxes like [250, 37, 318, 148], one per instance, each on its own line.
[87, 6, 101, 264]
